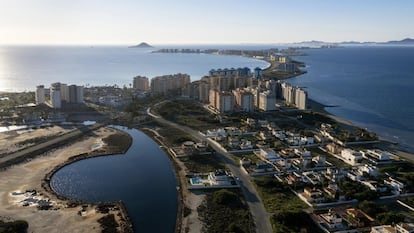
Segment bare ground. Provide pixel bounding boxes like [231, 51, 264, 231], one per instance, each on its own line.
[0, 127, 127, 233]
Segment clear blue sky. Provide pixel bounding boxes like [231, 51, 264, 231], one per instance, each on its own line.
[1, 0, 413, 45]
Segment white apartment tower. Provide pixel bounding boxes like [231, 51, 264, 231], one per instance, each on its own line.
[259, 91, 276, 111]
[295, 88, 307, 110]
[50, 83, 61, 109]
[35, 85, 46, 105]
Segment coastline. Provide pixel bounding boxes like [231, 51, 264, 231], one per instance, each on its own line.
[0, 126, 134, 233]
[306, 98, 414, 164]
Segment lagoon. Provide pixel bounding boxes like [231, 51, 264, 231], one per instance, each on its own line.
[51, 127, 178, 233]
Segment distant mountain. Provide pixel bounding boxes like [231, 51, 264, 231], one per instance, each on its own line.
[294, 38, 414, 47]
[129, 42, 153, 48]
[383, 38, 414, 45]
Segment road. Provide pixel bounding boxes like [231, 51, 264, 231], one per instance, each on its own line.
[0, 123, 105, 168]
[147, 107, 273, 233]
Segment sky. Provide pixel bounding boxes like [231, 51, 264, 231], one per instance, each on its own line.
[0, 0, 413, 45]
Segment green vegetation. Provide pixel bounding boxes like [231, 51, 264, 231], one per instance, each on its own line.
[253, 176, 306, 212]
[98, 214, 119, 233]
[357, 200, 405, 224]
[154, 99, 220, 130]
[271, 210, 321, 233]
[124, 96, 163, 117]
[0, 220, 29, 233]
[403, 197, 414, 207]
[358, 200, 387, 217]
[376, 212, 405, 225]
[180, 154, 224, 173]
[378, 163, 414, 192]
[339, 178, 379, 201]
[253, 176, 321, 233]
[198, 189, 254, 233]
[157, 125, 195, 146]
[102, 131, 133, 153]
[0, 92, 34, 110]
[298, 111, 336, 127]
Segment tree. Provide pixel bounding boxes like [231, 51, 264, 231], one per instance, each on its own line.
[213, 189, 240, 206]
[376, 212, 405, 225]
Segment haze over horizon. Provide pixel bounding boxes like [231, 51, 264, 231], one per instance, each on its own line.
[1, 0, 413, 45]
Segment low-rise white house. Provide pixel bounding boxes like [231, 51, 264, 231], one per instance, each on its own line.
[208, 169, 232, 186]
[347, 170, 363, 181]
[384, 177, 405, 194]
[370, 225, 395, 233]
[319, 209, 344, 231]
[341, 148, 363, 165]
[206, 128, 227, 138]
[364, 149, 392, 161]
[255, 148, 279, 162]
[358, 164, 378, 176]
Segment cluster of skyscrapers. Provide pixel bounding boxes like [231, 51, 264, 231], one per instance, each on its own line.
[35, 83, 84, 109]
[131, 67, 307, 113]
[185, 67, 307, 113]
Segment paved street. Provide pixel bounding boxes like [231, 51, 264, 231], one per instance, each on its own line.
[147, 107, 273, 233]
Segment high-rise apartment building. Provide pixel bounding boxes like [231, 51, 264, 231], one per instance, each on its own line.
[259, 91, 276, 111]
[35, 85, 46, 105]
[150, 73, 190, 95]
[69, 85, 84, 103]
[233, 88, 254, 112]
[133, 76, 149, 91]
[198, 77, 210, 103]
[60, 83, 69, 102]
[50, 83, 61, 109]
[295, 88, 307, 110]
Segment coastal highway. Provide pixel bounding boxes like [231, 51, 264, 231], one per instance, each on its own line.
[0, 123, 105, 168]
[147, 107, 273, 233]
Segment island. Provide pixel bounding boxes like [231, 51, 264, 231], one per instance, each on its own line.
[128, 42, 153, 48]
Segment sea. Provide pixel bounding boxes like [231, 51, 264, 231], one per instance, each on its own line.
[0, 45, 269, 92]
[0, 44, 413, 151]
[288, 46, 414, 152]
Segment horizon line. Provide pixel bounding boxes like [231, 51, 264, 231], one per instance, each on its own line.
[1, 37, 413, 47]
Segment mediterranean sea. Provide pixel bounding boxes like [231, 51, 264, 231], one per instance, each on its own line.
[0, 45, 269, 92]
[51, 126, 178, 233]
[1, 45, 412, 151]
[288, 46, 414, 152]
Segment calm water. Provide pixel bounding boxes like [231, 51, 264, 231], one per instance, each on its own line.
[1, 45, 413, 151]
[288, 46, 414, 152]
[0, 45, 269, 92]
[51, 127, 178, 233]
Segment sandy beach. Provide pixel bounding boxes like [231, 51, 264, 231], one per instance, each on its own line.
[0, 126, 130, 233]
